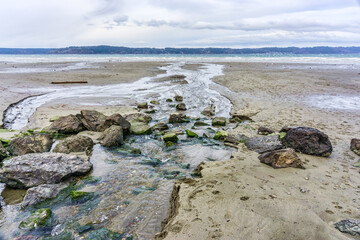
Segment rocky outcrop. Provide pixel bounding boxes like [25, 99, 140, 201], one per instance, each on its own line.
[79, 110, 107, 132]
[169, 113, 189, 124]
[48, 114, 85, 134]
[0, 143, 7, 161]
[350, 139, 360, 156]
[176, 103, 187, 111]
[258, 149, 304, 169]
[22, 183, 68, 208]
[245, 135, 283, 153]
[0, 153, 92, 189]
[257, 126, 275, 135]
[8, 134, 53, 156]
[97, 113, 131, 134]
[201, 104, 215, 117]
[53, 135, 94, 155]
[281, 127, 332, 157]
[98, 125, 124, 147]
[212, 117, 226, 126]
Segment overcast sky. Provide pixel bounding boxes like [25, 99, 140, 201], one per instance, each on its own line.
[0, 0, 359, 48]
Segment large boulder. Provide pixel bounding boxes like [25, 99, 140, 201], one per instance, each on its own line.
[0, 153, 92, 189]
[98, 125, 124, 147]
[97, 113, 131, 134]
[169, 113, 189, 124]
[8, 134, 53, 156]
[350, 139, 360, 156]
[48, 114, 85, 134]
[201, 104, 215, 117]
[79, 110, 107, 132]
[53, 135, 94, 155]
[258, 149, 304, 169]
[281, 127, 332, 157]
[22, 183, 68, 208]
[245, 135, 283, 153]
[0, 143, 7, 161]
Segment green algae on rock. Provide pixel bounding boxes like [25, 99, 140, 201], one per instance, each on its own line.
[70, 191, 93, 201]
[186, 129, 198, 138]
[163, 132, 178, 143]
[212, 117, 226, 126]
[19, 208, 52, 230]
[213, 131, 228, 140]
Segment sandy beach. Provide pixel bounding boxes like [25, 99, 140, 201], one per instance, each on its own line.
[1, 60, 360, 239]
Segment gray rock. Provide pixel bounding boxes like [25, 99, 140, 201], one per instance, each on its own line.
[245, 135, 283, 153]
[258, 149, 304, 169]
[130, 123, 152, 135]
[8, 134, 53, 156]
[99, 125, 124, 147]
[22, 183, 68, 208]
[152, 122, 169, 131]
[224, 134, 248, 145]
[281, 127, 332, 157]
[257, 126, 275, 135]
[351, 138, 360, 156]
[79, 110, 107, 132]
[212, 117, 226, 126]
[0, 153, 92, 188]
[0, 143, 7, 161]
[48, 114, 85, 134]
[335, 219, 360, 236]
[53, 135, 94, 155]
[201, 104, 215, 117]
[169, 113, 189, 124]
[125, 113, 152, 124]
[97, 113, 131, 134]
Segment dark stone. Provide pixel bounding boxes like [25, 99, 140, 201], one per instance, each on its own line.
[152, 122, 169, 131]
[258, 149, 304, 169]
[0, 153, 92, 188]
[137, 102, 148, 109]
[169, 113, 189, 124]
[53, 135, 94, 155]
[79, 110, 107, 132]
[98, 125, 123, 147]
[245, 135, 283, 153]
[281, 127, 332, 157]
[97, 113, 131, 134]
[350, 138, 360, 156]
[0, 143, 7, 161]
[258, 126, 275, 135]
[49, 114, 85, 134]
[335, 219, 360, 236]
[174, 95, 183, 102]
[212, 117, 226, 126]
[201, 104, 215, 117]
[8, 134, 53, 156]
[176, 103, 187, 111]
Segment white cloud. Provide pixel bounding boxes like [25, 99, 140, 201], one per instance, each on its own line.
[0, 0, 359, 47]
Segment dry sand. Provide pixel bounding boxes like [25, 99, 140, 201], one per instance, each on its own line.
[158, 62, 360, 240]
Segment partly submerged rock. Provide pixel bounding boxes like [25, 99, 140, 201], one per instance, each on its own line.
[257, 126, 275, 135]
[0, 153, 92, 188]
[213, 131, 228, 140]
[351, 139, 360, 156]
[79, 110, 107, 132]
[99, 125, 124, 147]
[125, 113, 152, 124]
[70, 190, 93, 201]
[335, 219, 360, 236]
[258, 149, 304, 169]
[130, 122, 152, 135]
[22, 183, 68, 208]
[0, 143, 7, 161]
[137, 102, 148, 109]
[212, 117, 226, 126]
[8, 134, 53, 156]
[163, 132, 178, 143]
[281, 127, 332, 157]
[97, 113, 131, 134]
[201, 104, 215, 117]
[19, 208, 52, 230]
[169, 113, 189, 124]
[185, 129, 198, 138]
[150, 100, 160, 105]
[152, 122, 169, 131]
[48, 114, 85, 134]
[245, 135, 283, 153]
[176, 103, 187, 111]
[194, 121, 209, 127]
[53, 135, 94, 155]
[174, 95, 183, 102]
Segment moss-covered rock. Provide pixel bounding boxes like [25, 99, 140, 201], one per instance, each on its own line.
[137, 102, 148, 109]
[176, 103, 187, 111]
[0, 143, 7, 161]
[174, 95, 183, 102]
[130, 123, 152, 135]
[166, 98, 173, 102]
[49, 116, 61, 122]
[70, 191, 92, 200]
[165, 141, 175, 148]
[19, 208, 52, 230]
[212, 117, 226, 126]
[214, 131, 228, 140]
[145, 109, 156, 114]
[186, 129, 198, 138]
[169, 113, 189, 123]
[163, 132, 178, 143]
[152, 122, 169, 131]
[130, 148, 142, 155]
[150, 100, 160, 105]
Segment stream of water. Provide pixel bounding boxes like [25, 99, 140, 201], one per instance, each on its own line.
[0, 62, 236, 239]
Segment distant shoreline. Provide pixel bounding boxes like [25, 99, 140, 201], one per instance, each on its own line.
[0, 46, 360, 55]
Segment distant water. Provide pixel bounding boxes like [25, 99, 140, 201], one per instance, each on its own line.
[0, 54, 360, 67]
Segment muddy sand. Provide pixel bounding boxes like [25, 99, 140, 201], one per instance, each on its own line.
[1, 61, 360, 239]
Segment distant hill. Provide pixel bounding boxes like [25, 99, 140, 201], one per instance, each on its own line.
[0, 46, 360, 54]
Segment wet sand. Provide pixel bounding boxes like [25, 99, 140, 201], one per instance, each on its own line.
[1, 61, 360, 239]
[159, 62, 360, 240]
